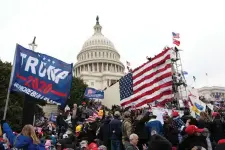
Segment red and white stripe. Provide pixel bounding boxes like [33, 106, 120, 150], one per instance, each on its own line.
[120, 48, 173, 108]
[85, 112, 98, 122]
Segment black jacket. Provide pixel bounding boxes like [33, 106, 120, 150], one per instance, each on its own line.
[98, 118, 111, 146]
[109, 118, 122, 140]
[178, 135, 207, 150]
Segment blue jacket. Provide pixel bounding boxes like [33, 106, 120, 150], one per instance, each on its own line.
[146, 119, 163, 136]
[2, 123, 45, 150]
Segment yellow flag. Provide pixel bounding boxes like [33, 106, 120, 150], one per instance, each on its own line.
[191, 105, 200, 114]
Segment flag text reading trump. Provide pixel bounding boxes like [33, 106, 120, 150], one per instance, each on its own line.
[10, 44, 73, 105]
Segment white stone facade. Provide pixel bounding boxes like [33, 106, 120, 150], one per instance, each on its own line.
[198, 86, 225, 101]
[74, 17, 125, 90]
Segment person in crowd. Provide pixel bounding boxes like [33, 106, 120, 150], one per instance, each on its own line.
[211, 112, 225, 143]
[178, 125, 208, 150]
[197, 112, 211, 130]
[215, 139, 225, 150]
[181, 108, 192, 124]
[171, 110, 185, 142]
[109, 111, 122, 150]
[125, 133, 147, 150]
[163, 114, 179, 148]
[56, 110, 66, 137]
[97, 115, 111, 148]
[146, 112, 163, 136]
[1, 121, 45, 149]
[148, 134, 172, 150]
[57, 133, 77, 149]
[122, 111, 133, 147]
[133, 113, 149, 150]
[72, 104, 78, 130]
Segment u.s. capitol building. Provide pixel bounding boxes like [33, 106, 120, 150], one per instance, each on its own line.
[74, 16, 125, 90]
[198, 86, 225, 101]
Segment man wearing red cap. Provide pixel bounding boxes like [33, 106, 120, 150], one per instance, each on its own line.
[178, 125, 208, 150]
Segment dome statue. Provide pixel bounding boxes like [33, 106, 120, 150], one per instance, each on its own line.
[74, 16, 125, 90]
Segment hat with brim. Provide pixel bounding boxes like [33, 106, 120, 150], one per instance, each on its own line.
[185, 125, 204, 135]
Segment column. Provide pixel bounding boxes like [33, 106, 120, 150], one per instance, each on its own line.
[79, 66, 81, 74]
[97, 63, 99, 72]
[88, 64, 90, 72]
[110, 64, 113, 72]
[102, 63, 104, 72]
[75, 69, 77, 76]
[92, 63, 94, 72]
[114, 65, 116, 72]
[106, 63, 108, 71]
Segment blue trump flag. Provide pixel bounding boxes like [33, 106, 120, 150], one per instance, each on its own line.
[10, 44, 73, 105]
[84, 87, 104, 99]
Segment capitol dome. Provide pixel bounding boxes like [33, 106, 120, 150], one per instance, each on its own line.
[74, 16, 125, 90]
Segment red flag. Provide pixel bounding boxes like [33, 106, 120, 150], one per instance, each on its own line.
[173, 39, 180, 46]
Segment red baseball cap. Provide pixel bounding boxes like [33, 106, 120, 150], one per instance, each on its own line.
[218, 139, 225, 144]
[172, 111, 179, 117]
[212, 112, 220, 117]
[185, 125, 204, 135]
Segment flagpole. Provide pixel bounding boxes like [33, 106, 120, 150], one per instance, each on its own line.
[3, 86, 12, 120]
[3, 44, 18, 120]
[29, 37, 38, 126]
[206, 73, 209, 86]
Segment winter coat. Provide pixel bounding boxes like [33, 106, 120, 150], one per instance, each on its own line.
[98, 118, 111, 146]
[122, 118, 132, 142]
[109, 118, 122, 140]
[163, 123, 179, 146]
[178, 135, 208, 150]
[134, 120, 149, 140]
[2, 123, 45, 150]
[146, 119, 163, 136]
[211, 119, 225, 142]
[125, 142, 139, 150]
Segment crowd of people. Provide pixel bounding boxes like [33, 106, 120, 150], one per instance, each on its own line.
[1, 101, 225, 150]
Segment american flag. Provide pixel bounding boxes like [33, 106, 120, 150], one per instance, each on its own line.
[85, 110, 99, 122]
[120, 48, 173, 108]
[126, 61, 131, 66]
[173, 39, 180, 46]
[172, 32, 180, 38]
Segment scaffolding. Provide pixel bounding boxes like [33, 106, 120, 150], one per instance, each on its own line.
[170, 46, 188, 109]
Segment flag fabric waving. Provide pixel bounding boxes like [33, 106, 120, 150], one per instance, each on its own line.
[10, 44, 73, 105]
[85, 111, 99, 122]
[120, 47, 173, 108]
[173, 39, 180, 46]
[126, 61, 131, 66]
[182, 71, 188, 75]
[172, 32, 180, 38]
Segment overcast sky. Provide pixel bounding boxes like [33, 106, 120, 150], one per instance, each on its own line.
[0, 0, 224, 88]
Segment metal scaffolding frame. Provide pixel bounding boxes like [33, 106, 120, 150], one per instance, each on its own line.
[171, 47, 188, 109]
